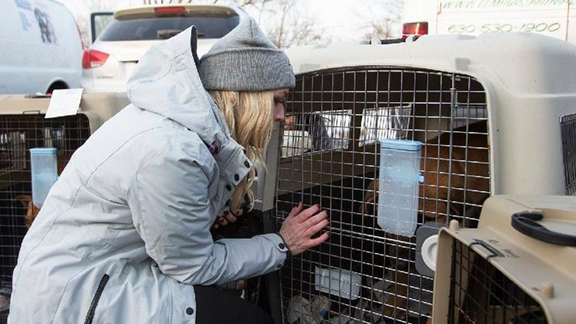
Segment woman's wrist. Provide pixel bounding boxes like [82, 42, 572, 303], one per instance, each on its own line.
[277, 232, 292, 259]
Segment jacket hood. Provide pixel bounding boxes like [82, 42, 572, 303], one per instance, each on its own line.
[126, 27, 230, 149]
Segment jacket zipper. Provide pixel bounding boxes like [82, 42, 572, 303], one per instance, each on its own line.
[84, 274, 110, 324]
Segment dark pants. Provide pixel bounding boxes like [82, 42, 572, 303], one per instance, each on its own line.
[194, 286, 275, 324]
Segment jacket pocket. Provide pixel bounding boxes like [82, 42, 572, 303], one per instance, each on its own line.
[84, 274, 110, 324]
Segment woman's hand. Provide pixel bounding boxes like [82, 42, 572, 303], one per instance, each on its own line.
[278, 202, 329, 256]
[212, 209, 243, 229]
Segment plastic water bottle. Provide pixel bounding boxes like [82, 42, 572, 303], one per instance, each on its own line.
[378, 140, 423, 237]
[30, 148, 58, 209]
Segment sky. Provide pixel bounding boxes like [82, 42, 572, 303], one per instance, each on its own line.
[307, 0, 382, 41]
[59, 0, 405, 44]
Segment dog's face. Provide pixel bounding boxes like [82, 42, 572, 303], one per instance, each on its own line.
[361, 179, 379, 216]
[361, 122, 490, 223]
[12, 151, 74, 230]
[15, 195, 40, 229]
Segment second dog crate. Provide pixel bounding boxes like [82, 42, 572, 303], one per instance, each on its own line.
[433, 195, 576, 324]
[0, 93, 129, 292]
[260, 33, 576, 323]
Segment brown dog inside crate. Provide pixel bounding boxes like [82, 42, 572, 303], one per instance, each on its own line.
[362, 120, 490, 223]
[360, 120, 490, 320]
[14, 150, 74, 229]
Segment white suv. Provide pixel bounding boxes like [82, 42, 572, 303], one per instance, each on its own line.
[81, 4, 243, 92]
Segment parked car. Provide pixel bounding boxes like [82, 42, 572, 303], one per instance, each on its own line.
[81, 4, 244, 93]
[402, 0, 576, 45]
[0, 0, 83, 95]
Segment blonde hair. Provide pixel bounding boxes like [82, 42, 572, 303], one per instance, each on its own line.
[209, 90, 275, 212]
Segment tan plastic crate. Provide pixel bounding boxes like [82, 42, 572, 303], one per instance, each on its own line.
[433, 195, 576, 324]
[0, 93, 129, 290]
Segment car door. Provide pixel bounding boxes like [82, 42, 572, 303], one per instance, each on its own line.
[567, 3, 576, 45]
[90, 12, 114, 44]
[0, 0, 43, 94]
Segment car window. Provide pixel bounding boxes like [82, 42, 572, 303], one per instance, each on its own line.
[98, 14, 239, 41]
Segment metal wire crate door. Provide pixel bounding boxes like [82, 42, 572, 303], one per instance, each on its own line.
[560, 113, 576, 195]
[448, 240, 547, 324]
[273, 67, 490, 323]
[0, 115, 90, 292]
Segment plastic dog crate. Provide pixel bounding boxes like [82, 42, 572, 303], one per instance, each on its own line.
[261, 33, 576, 323]
[433, 195, 576, 324]
[0, 93, 129, 294]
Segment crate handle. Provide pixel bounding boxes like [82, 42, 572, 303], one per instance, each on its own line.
[22, 110, 41, 115]
[511, 212, 576, 246]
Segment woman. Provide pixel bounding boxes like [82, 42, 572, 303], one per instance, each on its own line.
[9, 18, 329, 324]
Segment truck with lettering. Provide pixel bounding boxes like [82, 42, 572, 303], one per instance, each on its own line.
[402, 0, 576, 44]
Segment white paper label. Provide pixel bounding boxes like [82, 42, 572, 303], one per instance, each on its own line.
[45, 89, 83, 119]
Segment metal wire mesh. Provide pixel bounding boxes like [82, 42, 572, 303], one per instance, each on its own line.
[560, 113, 576, 195]
[448, 240, 547, 324]
[0, 114, 90, 291]
[274, 68, 490, 323]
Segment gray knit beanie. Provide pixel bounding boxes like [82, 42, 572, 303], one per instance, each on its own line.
[198, 17, 295, 91]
